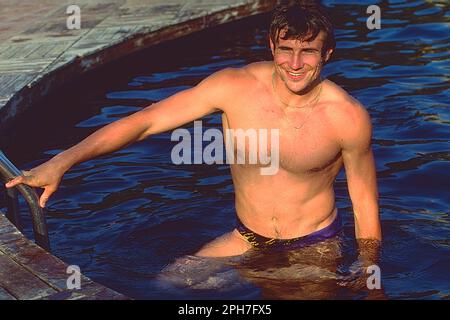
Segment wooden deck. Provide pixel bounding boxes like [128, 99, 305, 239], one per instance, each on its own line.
[0, 0, 284, 135]
[0, 212, 128, 300]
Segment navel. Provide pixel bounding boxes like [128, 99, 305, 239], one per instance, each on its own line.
[271, 216, 282, 239]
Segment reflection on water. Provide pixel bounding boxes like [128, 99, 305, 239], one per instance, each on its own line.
[2, 0, 449, 299]
[230, 237, 345, 300]
[155, 235, 385, 300]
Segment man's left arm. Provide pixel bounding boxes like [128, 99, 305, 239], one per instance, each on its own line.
[339, 101, 382, 264]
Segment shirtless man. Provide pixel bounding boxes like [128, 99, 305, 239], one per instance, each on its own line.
[5, 2, 381, 261]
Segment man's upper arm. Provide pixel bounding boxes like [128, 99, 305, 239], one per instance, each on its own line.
[136, 68, 237, 139]
[339, 101, 381, 240]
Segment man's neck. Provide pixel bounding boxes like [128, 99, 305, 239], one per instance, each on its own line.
[272, 73, 323, 109]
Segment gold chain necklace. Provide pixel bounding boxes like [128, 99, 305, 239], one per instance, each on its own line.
[271, 71, 322, 130]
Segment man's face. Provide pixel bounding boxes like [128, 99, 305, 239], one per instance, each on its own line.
[270, 30, 332, 94]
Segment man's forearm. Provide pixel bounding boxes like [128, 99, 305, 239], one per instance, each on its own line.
[51, 114, 150, 172]
[354, 211, 381, 239]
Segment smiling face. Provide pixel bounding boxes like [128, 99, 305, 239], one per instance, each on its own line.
[270, 30, 333, 95]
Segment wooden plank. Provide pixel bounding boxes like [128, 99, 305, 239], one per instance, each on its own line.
[44, 281, 129, 300]
[0, 214, 91, 290]
[0, 286, 16, 300]
[0, 251, 56, 299]
[0, 213, 24, 244]
[0, 213, 128, 299]
[0, 237, 78, 290]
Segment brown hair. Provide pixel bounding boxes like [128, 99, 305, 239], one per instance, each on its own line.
[270, 1, 335, 56]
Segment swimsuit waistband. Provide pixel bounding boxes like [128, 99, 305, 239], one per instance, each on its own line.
[236, 210, 342, 250]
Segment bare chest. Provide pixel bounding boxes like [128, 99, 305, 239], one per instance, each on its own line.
[223, 101, 342, 175]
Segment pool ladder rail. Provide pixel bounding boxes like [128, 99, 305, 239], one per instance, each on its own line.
[0, 150, 50, 251]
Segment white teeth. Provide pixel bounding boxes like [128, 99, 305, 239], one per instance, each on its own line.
[288, 71, 303, 76]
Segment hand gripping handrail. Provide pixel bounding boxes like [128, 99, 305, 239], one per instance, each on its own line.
[0, 150, 50, 251]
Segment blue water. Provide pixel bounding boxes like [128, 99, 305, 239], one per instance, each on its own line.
[2, 1, 449, 299]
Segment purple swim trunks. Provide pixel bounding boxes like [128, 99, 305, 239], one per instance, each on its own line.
[236, 210, 343, 250]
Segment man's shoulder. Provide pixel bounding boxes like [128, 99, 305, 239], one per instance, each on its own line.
[200, 62, 271, 98]
[211, 61, 271, 81]
[322, 80, 370, 125]
[192, 62, 270, 109]
[201, 62, 267, 86]
[321, 80, 372, 145]
[242, 61, 273, 75]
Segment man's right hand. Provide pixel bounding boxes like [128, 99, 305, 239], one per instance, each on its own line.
[4, 160, 65, 208]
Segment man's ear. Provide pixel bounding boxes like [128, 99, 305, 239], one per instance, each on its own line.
[323, 48, 334, 62]
[269, 37, 275, 56]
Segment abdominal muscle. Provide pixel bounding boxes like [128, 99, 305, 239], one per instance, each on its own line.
[232, 166, 338, 240]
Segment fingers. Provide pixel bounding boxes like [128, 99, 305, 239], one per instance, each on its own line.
[39, 187, 55, 208]
[5, 171, 36, 188]
[5, 173, 53, 208]
[5, 171, 56, 208]
[5, 175, 25, 188]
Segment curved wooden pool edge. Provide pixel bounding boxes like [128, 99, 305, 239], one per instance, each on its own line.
[0, 0, 290, 136]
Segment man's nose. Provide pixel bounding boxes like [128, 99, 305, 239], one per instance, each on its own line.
[290, 53, 304, 70]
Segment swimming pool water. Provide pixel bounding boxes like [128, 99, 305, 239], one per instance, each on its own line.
[3, 0, 449, 299]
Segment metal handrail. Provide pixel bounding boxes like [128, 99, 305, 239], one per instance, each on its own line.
[0, 150, 50, 251]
